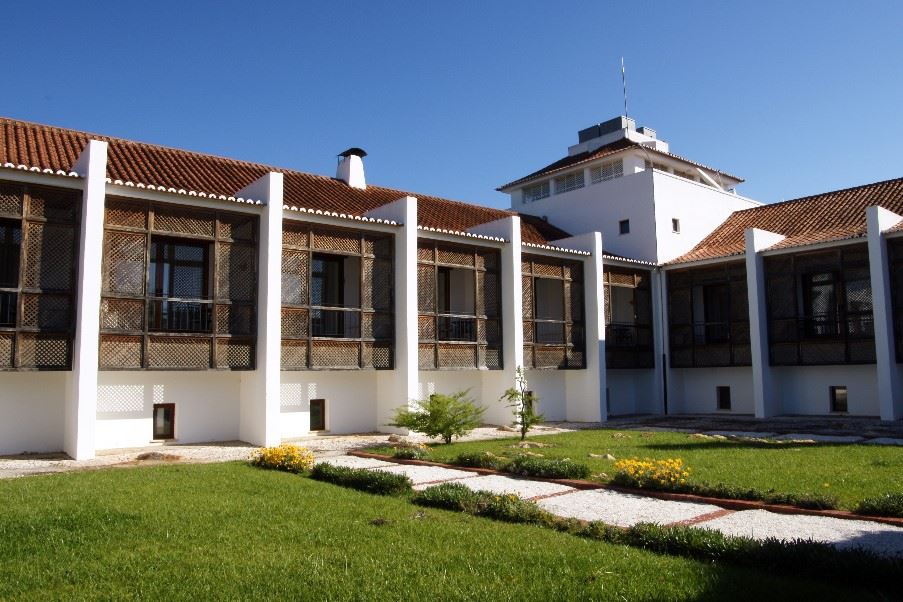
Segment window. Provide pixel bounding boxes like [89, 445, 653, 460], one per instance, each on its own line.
[619, 220, 630, 235]
[672, 218, 681, 233]
[522, 181, 550, 203]
[437, 266, 476, 342]
[554, 171, 585, 194]
[311, 253, 361, 338]
[148, 238, 212, 332]
[152, 403, 175, 440]
[0, 220, 21, 327]
[534, 277, 565, 343]
[802, 272, 837, 336]
[716, 386, 731, 410]
[522, 255, 585, 369]
[693, 283, 731, 344]
[310, 399, 326, 431]
[829, 386, 848, 413]
[590, 159, 624, 184]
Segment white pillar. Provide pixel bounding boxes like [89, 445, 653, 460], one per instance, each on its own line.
[744, 228, 785, 418]
[555, 232, 605, 422]
[469, 216, 523, 425]
[66, 140, 108, 460]
[866, 206, 903, 421]
[651, 267, 668, 415]
[367, 197, 418, 430]
[238, 173, 283, 446]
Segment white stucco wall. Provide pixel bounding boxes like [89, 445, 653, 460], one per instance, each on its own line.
[773, 365, 879, 416]
[280, 371, 381, 438]
[95, 371, 242, 451]
[0, 372, 67, 454]
[651, 171, 759, 264]
[523, 370, 567, 421]
[669, 366, 755, 415]
[606, 369, 658, 416]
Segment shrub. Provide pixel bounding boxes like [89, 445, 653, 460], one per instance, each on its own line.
[250, 444, 315, 473]
[612, 457, 691, 489]
[393, 446, 430, 460]
[310, 463, 412, 495]
[507, 455, 591, 480]
[452, 451, 509, 470]
[388, 391, 485, 444]
[500, 367, 544, 440]
[856, 493, 903, 517]
[412, 483, 552, 525]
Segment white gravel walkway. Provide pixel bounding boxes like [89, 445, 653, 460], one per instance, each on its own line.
[697, 509, 903, 557]
[442, 474, 574, 498]
[371, 463, 476, 485]
[536, 489, 722, 528]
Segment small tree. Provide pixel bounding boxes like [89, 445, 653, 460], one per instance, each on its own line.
[500, 366, 544, 441]
[389, 390, 485, 444]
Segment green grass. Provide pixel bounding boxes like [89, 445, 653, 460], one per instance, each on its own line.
[370, 429, 903, 508]
[0, 463, 883, 601]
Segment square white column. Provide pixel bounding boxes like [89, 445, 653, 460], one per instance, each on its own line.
[744, 228, 785, 418]
[866, 206, 903, 421]
[238, 173, 283, 446]
[65, 139, 108, 460]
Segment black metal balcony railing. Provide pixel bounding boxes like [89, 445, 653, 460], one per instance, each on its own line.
[692, 321, 731, 345]
[437, 315, 476, 342]
[311, 307, 361, 338]
[800, 312, 874, 338]
[148, 299, 213, 333]
[534, 320, 566, 344]
[0, 290, 16, 327]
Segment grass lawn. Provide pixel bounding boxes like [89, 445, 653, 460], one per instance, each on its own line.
[0, 463, 882, 601]
[370, 429, 903, 508]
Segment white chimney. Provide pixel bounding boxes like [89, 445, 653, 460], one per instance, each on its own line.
[336, 147, 367, 189]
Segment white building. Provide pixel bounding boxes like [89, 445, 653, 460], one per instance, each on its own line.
[0, 115, 901, 458]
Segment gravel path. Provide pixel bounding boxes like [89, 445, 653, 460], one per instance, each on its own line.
[371, 464, 476, 485]
[536, 489, 722, 528]
[443, 474, 574, 498]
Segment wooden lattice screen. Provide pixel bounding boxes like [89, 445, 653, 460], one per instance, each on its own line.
[281, 222, 394, 370]
[417, 241, 502, 370]
[604, 268, 654, 369]
[99, 198, 258, 370]
[667, 262, 750, 368]
[765, 244, 875, 366]
[888, 239, 903, 363]
[522, 254, 585, 370]
[0, 181, 79, 370]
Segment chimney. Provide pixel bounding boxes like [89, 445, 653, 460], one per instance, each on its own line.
[336, 147, 367, 189]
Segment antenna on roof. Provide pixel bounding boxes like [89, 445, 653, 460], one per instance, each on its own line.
[621, 57, 628, 120]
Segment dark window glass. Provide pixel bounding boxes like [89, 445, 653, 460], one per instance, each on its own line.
[0, 220, 21, 288]
[437, 267, 451, 314]
[716, 386, 731, 410]
[619, 219, 630, 235]
[311, 254, 344, 307]
[802, 272, 837, 336]
[703, 283, 731, 343]
[310, 399, 326, 431]
[148, 239, 212, 332]
[152, 403, 175, 439]
[830, 386, 848, 412]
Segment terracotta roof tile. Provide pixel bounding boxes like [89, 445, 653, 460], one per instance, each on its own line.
[671, 177, 903, 264]
[497, 137, 743, 190]
[0, 117, 568, 246]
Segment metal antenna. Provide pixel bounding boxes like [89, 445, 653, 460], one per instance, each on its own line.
[621, 57, 628, 119]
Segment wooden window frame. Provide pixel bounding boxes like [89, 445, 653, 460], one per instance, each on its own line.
[522, 254, 585, 370]
[152, 403, 175, 440]
[309, 398, 326, 431]
[604, 268, 654, 369]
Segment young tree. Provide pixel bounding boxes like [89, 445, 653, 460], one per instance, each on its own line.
[389, 390, 485, 444]
[500, 366, 544, 441]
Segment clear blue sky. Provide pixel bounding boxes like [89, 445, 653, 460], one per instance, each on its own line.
[5, 1, 901, 208]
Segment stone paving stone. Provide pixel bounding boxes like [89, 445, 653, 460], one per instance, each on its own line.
[703, 431, 776, 438]
[696, 509, 903, 557]
[318, 455, 396, 469]
[772, 434, 864, 443]
[371, 464, 476, 485]
[434, 474, 575, 499]
[863, 437, 903, 446]
[536, 489, 722, 528]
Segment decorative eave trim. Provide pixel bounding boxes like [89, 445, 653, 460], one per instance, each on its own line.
[285, 204, 398, 226]
[522, 241, 591, 256]
[105, 177, 263, 205]
[2, 162, 81, 178]
[602, 254, 656, 267]
[418, 225, 506, 242]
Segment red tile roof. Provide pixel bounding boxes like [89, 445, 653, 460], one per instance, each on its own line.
[497, 137, 743, 191]
[671, 177, 903, 264]
[0, 117, 569, 246]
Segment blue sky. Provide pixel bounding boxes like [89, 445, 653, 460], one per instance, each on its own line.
[5, 1, 901, 208]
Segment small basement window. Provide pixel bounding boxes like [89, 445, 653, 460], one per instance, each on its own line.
[310, 398, 326, 431]
[152, 403, 175, 440]
[716, 386, 731, 410]
[830, 386, 848, 413]
[619, 220, 630, 235]
[672, 218, 681, 233]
